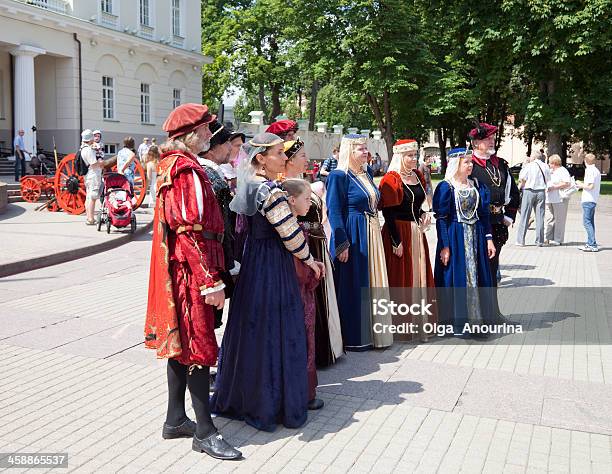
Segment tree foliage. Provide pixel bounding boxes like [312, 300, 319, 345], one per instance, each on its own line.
[201, 0, 612, 157]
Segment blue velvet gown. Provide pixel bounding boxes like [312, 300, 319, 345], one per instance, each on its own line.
[326, 168, 389, 350]
[433, 180, 495, 327]
[210, 210, 308, 432]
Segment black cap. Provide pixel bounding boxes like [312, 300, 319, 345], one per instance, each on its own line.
[209, 120, 232, 148]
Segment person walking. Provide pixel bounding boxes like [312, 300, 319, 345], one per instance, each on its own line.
[81, 129, 103, 225]
[145, 145, 160, 208]
[117, 137, 137, 187]
[137, 137, 151, 161]
[516, 153, 550, 246]
[319, 147, 339, 183]
[13, 129, 27, 181]
[144, 103, 241, 460]
[577, 153, 601, 252]
[545, 154, 572, 245]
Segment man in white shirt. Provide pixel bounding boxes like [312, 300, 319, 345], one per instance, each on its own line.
[81, 129, 103, 225]
[516, 153, 551, 246]
[137, 137, 151, 161]
[577, 153, 601, 251]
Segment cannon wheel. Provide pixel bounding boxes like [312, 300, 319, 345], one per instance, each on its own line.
[20, 177, 42, 203]
[110, 159, 147, 210]
[54, 154, 86, 215]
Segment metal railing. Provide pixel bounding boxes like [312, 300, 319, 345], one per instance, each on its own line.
[171, 35, 184, 48]
[99, 10, 119, 29]
[17, 0, 69, 14]
[138, 24, 154, 40]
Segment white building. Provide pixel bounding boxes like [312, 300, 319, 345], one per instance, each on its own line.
[0, 0, 208, 157]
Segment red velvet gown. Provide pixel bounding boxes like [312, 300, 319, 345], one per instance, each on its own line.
[145, 150, 225, 367]
[379, 171, 436, 341]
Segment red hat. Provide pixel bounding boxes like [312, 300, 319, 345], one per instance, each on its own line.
[469, 123, 498, 140]
[163, 103, 216, 139]
[265, 119, 298, 137]
[393, 139, 418, 153]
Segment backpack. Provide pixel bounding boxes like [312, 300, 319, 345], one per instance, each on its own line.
[75, 147, 89, 176]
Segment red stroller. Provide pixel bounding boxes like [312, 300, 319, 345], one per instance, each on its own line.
[97, 173, 136, 233]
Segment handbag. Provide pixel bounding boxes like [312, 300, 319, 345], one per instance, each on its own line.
[559, 177, 578, 199]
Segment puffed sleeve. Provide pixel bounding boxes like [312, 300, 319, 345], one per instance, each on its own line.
[164, 169, 225, 295]
[433, 180, 452, 249]
[379, 173, 403, 248]
[326, 170, 350, 259]
[259, 184, 314, 265]
[478, 182, 493, 240]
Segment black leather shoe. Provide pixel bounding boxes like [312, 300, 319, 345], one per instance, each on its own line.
[162, 418, 196, 439]
[308, 398, 324, 410]
[192, 432, 242, 460]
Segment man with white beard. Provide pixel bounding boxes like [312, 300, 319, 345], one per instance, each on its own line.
[468, 122, 520, 320]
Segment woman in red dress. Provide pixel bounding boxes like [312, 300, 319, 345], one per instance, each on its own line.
[379, 139, 435, 341]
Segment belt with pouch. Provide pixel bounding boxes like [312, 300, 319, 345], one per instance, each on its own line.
[489, 204, 504, 215]
[176, 224, 224, 243]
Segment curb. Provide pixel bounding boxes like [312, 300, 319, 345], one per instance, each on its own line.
[0, 219, 153, 278]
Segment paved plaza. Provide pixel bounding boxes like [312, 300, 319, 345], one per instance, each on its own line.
[1, 195, 612, 473]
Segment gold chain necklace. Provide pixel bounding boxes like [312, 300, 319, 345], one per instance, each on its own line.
[484, 161, 502, 187]
[403, 178, 427, 232]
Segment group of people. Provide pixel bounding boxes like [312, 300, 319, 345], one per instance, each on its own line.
[142, 103, 532, 461]
[79, 131, 164, 225]
[516, 150, 601, 251]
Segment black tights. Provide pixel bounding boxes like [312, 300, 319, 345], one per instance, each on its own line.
[165, 359, 216, 439]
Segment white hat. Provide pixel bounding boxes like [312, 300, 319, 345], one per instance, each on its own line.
[81, 129, 94, 142]
[92, 129, 102, 136]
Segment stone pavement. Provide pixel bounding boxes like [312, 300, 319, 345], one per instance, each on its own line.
[0, 202, 153, 277]
[1, 195, 612, 473]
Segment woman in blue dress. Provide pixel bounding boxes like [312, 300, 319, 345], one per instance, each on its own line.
[326, 134, 392, 351]
[433, 148, 496, 335]
[210, 133, 325, 431]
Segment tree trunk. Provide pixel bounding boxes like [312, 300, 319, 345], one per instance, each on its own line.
[547, 131, 562, 157]
[438, 127, 447, 175]
[448, 128, 456, 148]
[382, 90, 394, 159]
[258, 82, 268, 123]
[560, 136, 568, 167]
[365, 91, 394, 160]
[270, 83, 282, 121]
[526, 129, 534, 157]
[308, 80, 319, 131]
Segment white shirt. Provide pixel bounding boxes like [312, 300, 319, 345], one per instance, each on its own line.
[582, 164, 601, 203]
[137, 142, 150, 160]
[519, 160, 550, 191]
[81, 144, 101, 181]
[546, 166, 571, 204]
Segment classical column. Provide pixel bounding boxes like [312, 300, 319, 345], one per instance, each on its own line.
[10, 45, 46, 156]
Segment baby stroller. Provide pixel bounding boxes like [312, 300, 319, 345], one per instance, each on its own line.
[97, 172, 136, 234]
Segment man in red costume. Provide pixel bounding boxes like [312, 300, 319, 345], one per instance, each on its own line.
[265, 119, 298, 141]
[144, 103, 241, 460]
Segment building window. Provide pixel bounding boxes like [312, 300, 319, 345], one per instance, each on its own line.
[101, 0, 113, 14]
[102, 76, 115, 120]
[171, 0, 181, 36]
[140, 0, 150, 26]
[104, 144, 117, 155]
[140, 83, 151, 123]
[172, 88, 181, 109]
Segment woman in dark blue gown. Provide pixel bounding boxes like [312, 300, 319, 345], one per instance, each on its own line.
[433, 148, 496, 333]
[210, 133, 324, 432]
